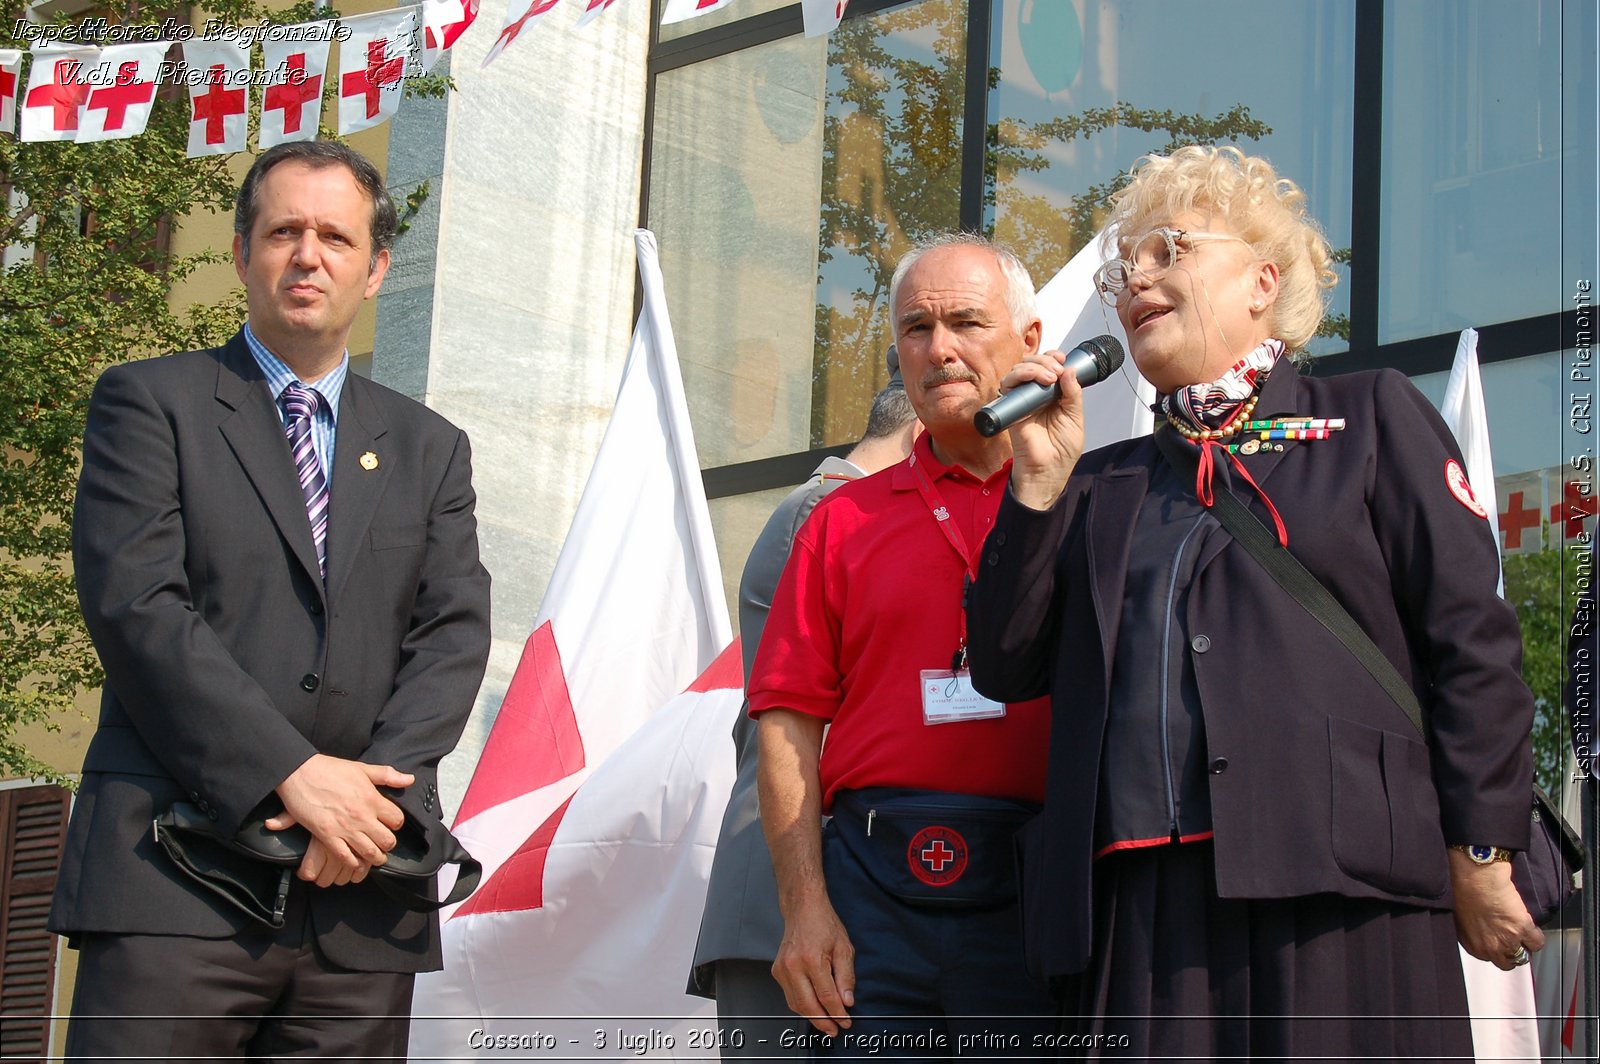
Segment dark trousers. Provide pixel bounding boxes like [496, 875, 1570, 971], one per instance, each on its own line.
[64, 893, 414, 1062]
[817, 822, 1054, 1061]
[713, 958, 812, 1058]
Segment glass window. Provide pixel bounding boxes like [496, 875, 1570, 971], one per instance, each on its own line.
[1409, 350, 1565, 479]
[985, 0, 1355, 357]
[648, 33, 831, 469]
[1379, 0, 1595, 343]
[813, 0, 968, 447]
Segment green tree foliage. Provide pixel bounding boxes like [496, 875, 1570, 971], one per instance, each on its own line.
[0, 2, 442, 783]
[1503, 544, 1574, 797]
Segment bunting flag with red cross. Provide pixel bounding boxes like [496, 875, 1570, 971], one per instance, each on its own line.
[661, 0, 735, 25]
[1494, 471, 1545, 555]
[575, 0, 625, 28]
[182, 38, 250, 158]
[76, 42, 167, 144]
[483, 0, 561, 68]
[0, 50, 22, 136]
[1549, 468, 1597, 544]
[20, 48, 96, 142]
[801, 0, 852, 37]
[337, 9, 416, 136]
[422, 0, 480, 73]
[259, 29, 331, 148]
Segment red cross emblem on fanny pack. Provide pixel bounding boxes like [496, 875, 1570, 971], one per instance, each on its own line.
[907, 825, 969, 886]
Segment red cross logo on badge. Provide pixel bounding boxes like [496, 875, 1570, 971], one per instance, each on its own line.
[907, 825, 969, 886]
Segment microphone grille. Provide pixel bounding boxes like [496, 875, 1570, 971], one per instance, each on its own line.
[1080, 334, 1126, 379]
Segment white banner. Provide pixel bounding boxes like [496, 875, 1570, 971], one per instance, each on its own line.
[181, 38, 252, 158]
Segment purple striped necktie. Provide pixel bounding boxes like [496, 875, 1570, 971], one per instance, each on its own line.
[281, 383, 329, 579]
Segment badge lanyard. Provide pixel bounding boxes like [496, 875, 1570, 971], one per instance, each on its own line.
[908, 453, 982, 671]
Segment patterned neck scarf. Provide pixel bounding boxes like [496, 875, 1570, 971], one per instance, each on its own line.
[1157, 338, 1285, 431]
[1156, 338, 1290, 547]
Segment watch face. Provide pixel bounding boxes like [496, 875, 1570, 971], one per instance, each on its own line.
[1469, 845, 1494, 863]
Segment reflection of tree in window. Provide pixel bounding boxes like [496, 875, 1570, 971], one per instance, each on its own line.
[812, 1, 966, 450]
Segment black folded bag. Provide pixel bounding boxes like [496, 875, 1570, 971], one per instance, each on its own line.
[153, 797, 482, 928]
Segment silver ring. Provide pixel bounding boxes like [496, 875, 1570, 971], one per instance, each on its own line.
[1511, 946, 1531, 967]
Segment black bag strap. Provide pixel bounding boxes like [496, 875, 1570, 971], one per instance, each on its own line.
[1154, 425, 1584, 870]
[1153, 424, 1427, 735]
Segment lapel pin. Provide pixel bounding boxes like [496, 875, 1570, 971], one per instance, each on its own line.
[360, 451, 379, 471]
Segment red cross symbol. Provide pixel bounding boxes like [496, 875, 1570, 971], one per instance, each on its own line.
[495, 0, 560, 54]
[427, 0, 480, 51]
[1498, 490, 1543, 551]
[920, 839, 956, 872]
[1553, 480, 1597, 540]
[191, 65, 246, 145]
[0, 63, 17, 108]
[264, 54, 323, 136]
[25, 57, 90, 132]
[86, 61, 155, 132]
[342, 39, 405, 120]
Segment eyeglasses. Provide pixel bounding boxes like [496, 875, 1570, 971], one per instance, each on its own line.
[1093, 228, 1252, 305]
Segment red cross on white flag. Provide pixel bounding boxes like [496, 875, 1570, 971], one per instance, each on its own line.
[0, 50, 22, 136]
[422, 0, 480, 73]
[661, 0, 734, 26]
[75, 43, 165, 144]
[483, 0, 561, 68]
[338, 9, 416, 136]
[20, 48, 97, 142]
[800, 0, 852, 37]
[182, 38, 250, 158]
[575, 0, 624, 29]
[75, 42, 167, 143]
[259, 30, 330, 149]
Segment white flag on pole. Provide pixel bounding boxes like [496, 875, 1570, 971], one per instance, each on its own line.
[1440, 328, 1541, 1061]
[408, 229, 737, 1059]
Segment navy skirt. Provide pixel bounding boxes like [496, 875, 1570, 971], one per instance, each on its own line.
[1054, 841, 1473, 1062]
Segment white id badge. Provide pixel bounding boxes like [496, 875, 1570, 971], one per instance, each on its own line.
[920, 669, 1007, 725]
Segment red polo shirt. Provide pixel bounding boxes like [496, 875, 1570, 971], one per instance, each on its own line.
[748, 433, 1050, 812]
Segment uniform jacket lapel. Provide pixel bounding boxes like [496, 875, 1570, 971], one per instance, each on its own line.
[323, 376, 390, 603]
[213, 332, 324, 593]
[1086, 443, 1156, 677]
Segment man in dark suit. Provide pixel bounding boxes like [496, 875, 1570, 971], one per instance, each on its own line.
[688, 375, 917, 1055]
[50, 141, 492, 1060]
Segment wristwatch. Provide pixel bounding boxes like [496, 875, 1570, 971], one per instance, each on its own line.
[1450, 844, 1514, 865]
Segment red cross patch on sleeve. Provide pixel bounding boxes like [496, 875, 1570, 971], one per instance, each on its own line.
[1445, 459, 1488, 518]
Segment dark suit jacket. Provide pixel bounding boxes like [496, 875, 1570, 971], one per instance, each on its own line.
[688, 456, 862, 995]
[49, 330, 492, 973]
[967, 364, 1533, 980]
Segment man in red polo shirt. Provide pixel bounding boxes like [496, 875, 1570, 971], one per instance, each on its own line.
[750, 234, 1054, 1056]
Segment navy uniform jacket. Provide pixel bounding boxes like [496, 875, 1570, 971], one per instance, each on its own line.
[967, 364, 1533, 980]
[49, 331, 492, 973]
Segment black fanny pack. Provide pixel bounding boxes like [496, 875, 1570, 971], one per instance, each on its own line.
[830, 788, 1039, 909]
[152, 798, 482, 928]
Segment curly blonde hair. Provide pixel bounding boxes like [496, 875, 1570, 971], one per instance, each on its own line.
[1102, 146, 1337, 355]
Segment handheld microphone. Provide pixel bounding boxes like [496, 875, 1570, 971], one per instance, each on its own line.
[973, 334, 1125, 438]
